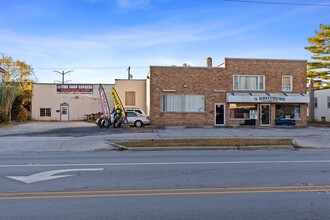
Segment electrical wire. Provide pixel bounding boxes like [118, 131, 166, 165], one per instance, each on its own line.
[34, 67, 148, 70]
[223, 0, 330, 7]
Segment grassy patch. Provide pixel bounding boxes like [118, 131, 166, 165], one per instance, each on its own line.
[119, 139, 292, 147]
[308, 121, 330, 126]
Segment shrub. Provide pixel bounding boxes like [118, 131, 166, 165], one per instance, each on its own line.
[11, 94, 24, 121]
[0, 109, 9, 123]
[16, 107, 28, 122]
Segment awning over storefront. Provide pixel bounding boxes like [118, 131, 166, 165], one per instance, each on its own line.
[226, 93, 308, 103]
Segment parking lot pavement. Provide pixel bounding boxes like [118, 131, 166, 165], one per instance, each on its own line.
[0, 121, 95, 136]
[0, 121, 153, 137]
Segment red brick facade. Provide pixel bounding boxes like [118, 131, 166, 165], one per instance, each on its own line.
[149, 58, 307, 127]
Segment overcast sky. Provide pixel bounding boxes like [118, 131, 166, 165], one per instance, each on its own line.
[1, 0, 329, 83]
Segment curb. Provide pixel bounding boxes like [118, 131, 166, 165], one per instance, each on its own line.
[108, 142, 128, 151]
[107, 143, 294, 151]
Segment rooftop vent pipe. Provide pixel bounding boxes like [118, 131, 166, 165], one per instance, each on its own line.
[207, 57, 212, 67]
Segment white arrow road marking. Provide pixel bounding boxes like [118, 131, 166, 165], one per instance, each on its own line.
[6, 168, 104, 184]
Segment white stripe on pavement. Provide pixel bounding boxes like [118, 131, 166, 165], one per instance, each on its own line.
[2, 160, 330, 168]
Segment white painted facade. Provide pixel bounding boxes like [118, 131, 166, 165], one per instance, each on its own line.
[308, 89, 330, 122]
[31, 80, 147, 121]
[114, 79, 146, 113]
[31, 84, 115, 121]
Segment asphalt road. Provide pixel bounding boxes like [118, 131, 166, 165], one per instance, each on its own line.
[1, 150, 330, 219]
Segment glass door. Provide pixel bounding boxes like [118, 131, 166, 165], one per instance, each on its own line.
[61, 105, 69, 121]
[260, 104, 270, 126]
[215, 103, 225, 126]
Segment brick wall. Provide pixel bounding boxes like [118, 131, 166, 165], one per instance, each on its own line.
[225, 58, 307, 94]
[149, 66, 227, 126]
[149, 58, 307, 127]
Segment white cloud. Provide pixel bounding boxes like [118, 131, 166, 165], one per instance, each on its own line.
[115, 0, 150, 9]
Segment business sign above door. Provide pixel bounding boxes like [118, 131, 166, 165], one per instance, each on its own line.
[226, 93, 309, 103]
[57, 84, 93, 94]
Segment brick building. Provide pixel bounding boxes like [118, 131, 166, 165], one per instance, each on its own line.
[147, 57, 308, 127]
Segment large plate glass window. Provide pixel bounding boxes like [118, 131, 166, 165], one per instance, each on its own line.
[233, 75, 265, 91]
[161, 95, 205, 112]
[282, 76, 292, 92]
[275, 104, 301, 120]
[229, 104, 258, 119]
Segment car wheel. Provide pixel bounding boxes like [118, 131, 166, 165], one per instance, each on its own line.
[103, 119, 111, 129]
[113, 118, 122, 128]
[98, 116, 111, 129]
[134, 120, 143, 127]
[98, 117, 105, 129]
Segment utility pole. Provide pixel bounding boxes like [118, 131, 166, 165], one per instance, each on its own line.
[309, 79, 314, 122]
[53, 70, 73, 84]
[128, 66, 131, 80]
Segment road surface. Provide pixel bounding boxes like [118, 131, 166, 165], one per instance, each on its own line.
[1, 150, 330, 219]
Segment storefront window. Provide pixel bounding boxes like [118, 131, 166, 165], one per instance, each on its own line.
[275, 105, 301, 120]
[229, 104, 258, 119]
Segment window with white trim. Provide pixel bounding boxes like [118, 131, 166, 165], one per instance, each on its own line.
[233, 75, 265, 91]
[282, 76, 292, 92]
[161, 95, 205, 112]
[40, 108, 51, 117]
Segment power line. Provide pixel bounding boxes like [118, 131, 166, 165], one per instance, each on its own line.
[34, 66, 148, 70]
[223, 0, 330, 7]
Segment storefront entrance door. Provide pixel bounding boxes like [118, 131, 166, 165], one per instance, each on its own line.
[260, 104, 270, 126]
[61, 105, 69, 121]
[215, 103, 225, 126]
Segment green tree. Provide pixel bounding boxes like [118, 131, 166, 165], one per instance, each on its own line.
[305, 24, 330, 90]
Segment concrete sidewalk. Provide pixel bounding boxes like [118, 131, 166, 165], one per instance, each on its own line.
[0, 122, 329, 153]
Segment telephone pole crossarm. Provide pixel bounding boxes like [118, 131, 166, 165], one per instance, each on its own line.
[53, 70, 73, 84]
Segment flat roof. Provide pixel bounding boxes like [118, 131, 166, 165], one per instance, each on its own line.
[150, 57, 306, 69]
[33, 83, 115, 85]
[224, 57, 307, 62]
[115, 79, 146, 81]
[149, 66, 225, 69]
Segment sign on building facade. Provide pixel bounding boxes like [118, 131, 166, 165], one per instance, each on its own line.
[57, 84, 93, 94]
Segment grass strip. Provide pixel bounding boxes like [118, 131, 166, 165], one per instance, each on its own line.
[119, 139, 292, 147]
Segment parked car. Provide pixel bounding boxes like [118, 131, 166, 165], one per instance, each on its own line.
[95, 111, 150, 128]
[124, 108, 145, 115]
[125, 111, 150, 127]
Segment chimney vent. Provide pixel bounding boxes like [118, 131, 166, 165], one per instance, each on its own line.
[207, 57, 212, 67]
